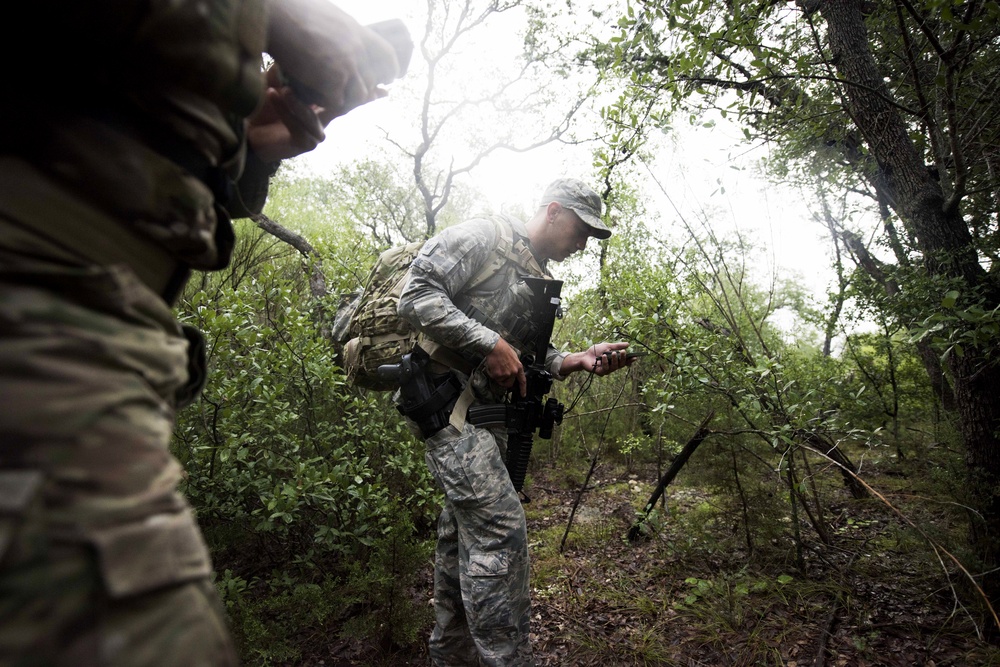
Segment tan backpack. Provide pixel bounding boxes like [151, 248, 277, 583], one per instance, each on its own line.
[338, 215, 543, 390]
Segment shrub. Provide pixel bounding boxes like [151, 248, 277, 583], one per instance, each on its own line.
[172, 226, 438, 663]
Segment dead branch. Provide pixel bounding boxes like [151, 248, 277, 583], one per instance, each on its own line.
[628, 410, 715, 543]
[250, 212, 327, 300]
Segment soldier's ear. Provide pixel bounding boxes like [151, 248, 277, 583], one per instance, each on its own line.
[545, 201, 561, 224]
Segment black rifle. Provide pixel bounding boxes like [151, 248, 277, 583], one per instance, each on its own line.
[467, 276, 565, 497]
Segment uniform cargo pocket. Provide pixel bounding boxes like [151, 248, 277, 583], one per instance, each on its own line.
[343, 336, 363, 383]
[89, 509, 212, 598]
[466, 550, 513, 630]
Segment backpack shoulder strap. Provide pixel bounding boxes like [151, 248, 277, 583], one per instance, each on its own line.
[466, 214, 546, 291]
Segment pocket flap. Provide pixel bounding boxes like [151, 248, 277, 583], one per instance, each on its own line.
[90, 509, 212, 598]
[0, 470, 44, 515]
[467, 551, 509, 578]
[0, 470, 44, 563]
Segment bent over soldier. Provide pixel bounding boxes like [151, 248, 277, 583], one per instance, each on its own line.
[397, 178, 637, 666]
[0, 1, 407, 664]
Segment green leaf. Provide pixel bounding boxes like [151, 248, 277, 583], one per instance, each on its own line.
[941, 290, 960, 308]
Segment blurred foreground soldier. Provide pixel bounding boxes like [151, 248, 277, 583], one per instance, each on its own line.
[0, 1, 410, 664]
[397, 178, 636, 666]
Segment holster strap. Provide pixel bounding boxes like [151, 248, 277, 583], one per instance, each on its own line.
[448, 382, 476, 432]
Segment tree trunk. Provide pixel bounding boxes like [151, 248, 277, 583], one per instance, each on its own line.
[250, 213, 327, 300]
[821, 0, 1000, 623]
[797, 429, 869, 500]
[953, 352, 1000, 629]
[817, 190, 847, 358]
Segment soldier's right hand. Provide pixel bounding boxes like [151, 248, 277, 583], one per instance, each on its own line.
[486, 338, 527, 398]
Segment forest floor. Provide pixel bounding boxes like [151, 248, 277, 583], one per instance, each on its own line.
[309, 462, 1000, 667]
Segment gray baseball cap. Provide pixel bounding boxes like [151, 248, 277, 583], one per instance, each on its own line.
[539, 178, 612, 240]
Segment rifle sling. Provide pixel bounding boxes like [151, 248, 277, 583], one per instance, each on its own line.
[448, 381, 476, 432]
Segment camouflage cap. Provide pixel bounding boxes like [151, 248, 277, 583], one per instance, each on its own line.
[539, 178, 612, 240]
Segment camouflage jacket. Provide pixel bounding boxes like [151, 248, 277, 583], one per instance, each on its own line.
[1, 0, 268, 273]
[398, 214, 568, 403]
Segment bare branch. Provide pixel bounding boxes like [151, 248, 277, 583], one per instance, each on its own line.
[250, 212, 327, 299]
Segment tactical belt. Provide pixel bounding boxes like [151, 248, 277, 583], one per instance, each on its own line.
[401, 382, 508, 438]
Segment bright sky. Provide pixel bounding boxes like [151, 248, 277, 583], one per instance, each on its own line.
[294, 0, 836, 304]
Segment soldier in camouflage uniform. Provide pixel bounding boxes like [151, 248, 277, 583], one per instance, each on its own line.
[0, 1, 405, 664]
[398, 178, 636, 666]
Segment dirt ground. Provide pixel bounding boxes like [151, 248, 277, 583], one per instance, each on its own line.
[304, 465, 1000, 667]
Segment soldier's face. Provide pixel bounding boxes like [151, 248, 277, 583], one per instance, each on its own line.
[550, 206, 591, 261]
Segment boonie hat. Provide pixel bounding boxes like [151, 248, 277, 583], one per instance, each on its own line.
[540, 178, 612, 240]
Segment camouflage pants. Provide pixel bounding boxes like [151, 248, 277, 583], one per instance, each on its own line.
[0, 256, 238, 666]
[422, 422, 534, 667]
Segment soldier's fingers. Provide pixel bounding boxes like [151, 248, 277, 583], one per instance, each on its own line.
[275, 88, 326, 143]
[265, 63, 284, 89]
[599, 351, 613, 372]
[601, 349, 624, 373]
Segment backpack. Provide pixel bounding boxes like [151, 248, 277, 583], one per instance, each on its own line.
[337, 215, 543, 390]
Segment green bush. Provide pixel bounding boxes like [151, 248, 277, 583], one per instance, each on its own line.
[171, 225, 438, 663]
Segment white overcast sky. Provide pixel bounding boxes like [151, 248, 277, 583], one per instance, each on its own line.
[294, 0, 837, 303]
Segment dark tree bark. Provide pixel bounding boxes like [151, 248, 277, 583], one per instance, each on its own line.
[821, 0, 1000, 620]
[251, 213, 327, 300]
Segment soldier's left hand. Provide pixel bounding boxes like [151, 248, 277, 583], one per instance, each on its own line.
[591, 342, 633, 376]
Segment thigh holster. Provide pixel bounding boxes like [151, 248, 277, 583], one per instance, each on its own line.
[392, 346, 463, 438]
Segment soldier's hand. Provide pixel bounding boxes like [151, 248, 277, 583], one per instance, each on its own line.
[593, 342, 631, 375]
[560, 342, 633, 377]
[246, 64, 340, 162]
[486, 338, 526, 397]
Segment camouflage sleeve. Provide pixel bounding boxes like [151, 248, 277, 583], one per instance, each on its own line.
[546, 347, 570, 380]
[398, 218, 503, 358]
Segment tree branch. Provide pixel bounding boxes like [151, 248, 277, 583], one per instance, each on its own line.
[250, 213, 327, 300]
